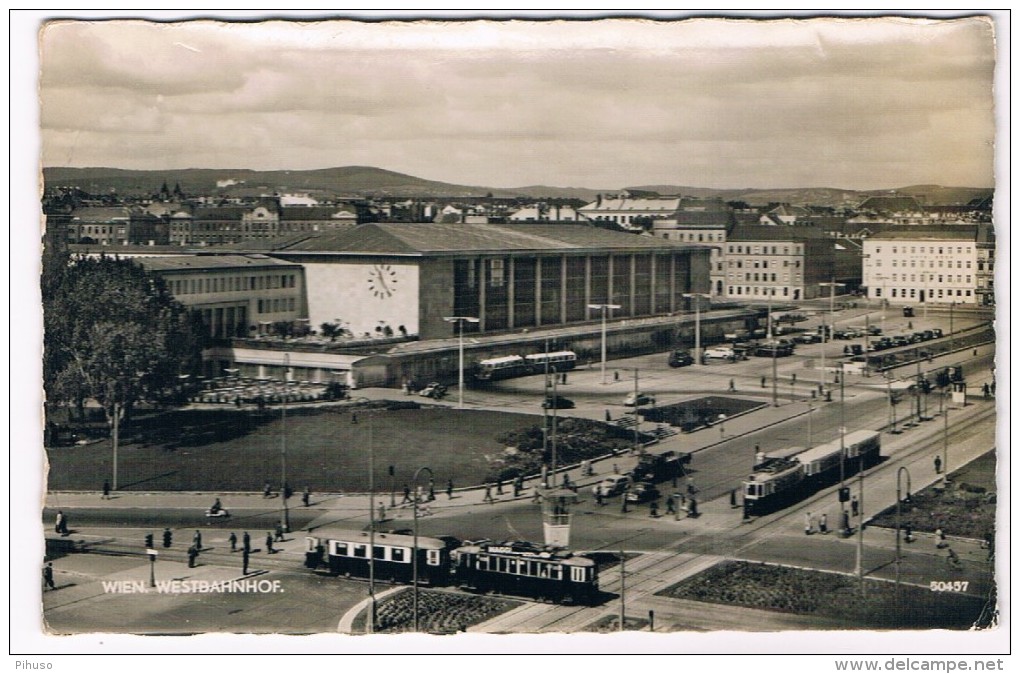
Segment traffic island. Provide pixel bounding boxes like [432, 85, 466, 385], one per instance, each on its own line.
[348, 587, 523, 634]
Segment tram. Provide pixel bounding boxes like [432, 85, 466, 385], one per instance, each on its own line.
[452, 540, 599, 605]
[742, 430, 881, 516]
[304, 528, 454, 586]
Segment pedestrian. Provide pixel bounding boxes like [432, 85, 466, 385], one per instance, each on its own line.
[302, 487, 310, 507]
[243, 531, 251, 553]
[263, 482, 272, 498]
[562, 473, 571, 490]
[402, 484, 412, 504]
[446, 479, 454, 500]
[666, 495, 675, 515]
[102, 479, 110, 500]
[842, 510, 851, 536]
[54, 510, 64, 535]
[377, 502, 386, 522]
[242, 549, 250, 575]
[792, 373, 797, 384]
[805, 511, 813, 535]
[819, 513, 828, 534]
[730, 489, 737, 508]
[266, 532, 275, 553]
[728, 378, 736, 392]
[428, 478, 436, 502]
[613, 463, 620, 475]
[496, 478, 504, 495]
[351, 412, 358, 424]
[936, 528, 947, 549]
[761, 376, 767, 388]
[620, 491, 629, 513]
[851, 495, 859, 517]
[188, 545, 198, 568]
[595, 485, 603, 506]
[561, 372, 567, 385]
[275, 524, 284, 542]
[193, 530, 202, 551]
[605, 409, 612, 423]
[483, 484, 494, 504]
[228, 532, 238, 552]
[688, 497, 698, 517]
[650, 501, 659, 518]
[687, 481, 697, 496]
[903, 524, 914, 544]
[42, 562, 55, 591]
[513, 477, 521, 498]
[983, 383, 991, 398]
[614, 370, 620, 382]
[934, 455, 943, 474]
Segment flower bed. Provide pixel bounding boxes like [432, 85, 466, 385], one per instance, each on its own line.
[657, 560, 987, 629]
[356, 588, 522, 634]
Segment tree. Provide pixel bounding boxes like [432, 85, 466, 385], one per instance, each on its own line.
[319, 322, 341, 342]
[43, 254, 204, 430]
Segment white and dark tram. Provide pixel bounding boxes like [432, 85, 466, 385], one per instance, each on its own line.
[474, 351, 577, 382]
[742, 430, 882, 516]
[452, 540, 599, 605]
[304, 528, 454, 586]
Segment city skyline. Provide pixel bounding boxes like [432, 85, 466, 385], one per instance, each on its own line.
[36, 14, 997, 192]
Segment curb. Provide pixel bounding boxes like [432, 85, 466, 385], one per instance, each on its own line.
[337, 585, 408, 634]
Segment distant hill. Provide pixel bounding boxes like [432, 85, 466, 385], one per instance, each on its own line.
[42, 166, 992, 206]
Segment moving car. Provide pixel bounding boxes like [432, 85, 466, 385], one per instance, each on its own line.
[418, 382, 448, 399]
[593, 475, 632, 497]
[793, 333, 822, 344]
[668, 350, 694, 367]
[542, 395, 575, 410]
[623, 392, 654, 407]
[625, 482, 661, 503]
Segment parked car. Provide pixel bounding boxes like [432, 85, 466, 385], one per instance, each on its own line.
[850, 344, 865, 356]
[625, 482, 661, 503]
[418, 382, 448, 399]
[932, 328, 944, 338]
[903, 306, 915, 317]
[668, 350, 694, 367]
[778, 313, 808, 323]
[623, 392, 654, 407]
[755, 343, 794, 357]
[793, 333, 822, 344]
[868, 325, 883, 336]
[541, 395, 575, 410]
[593, 475, 632, 497]
[703, 347, 736, 360]
[893, 336, 911, 347]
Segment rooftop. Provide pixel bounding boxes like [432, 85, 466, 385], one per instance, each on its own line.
[135, 254, 302, 272]
[727, 225, 828, 242]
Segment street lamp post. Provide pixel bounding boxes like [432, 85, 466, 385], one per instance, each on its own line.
[682, 293, 710, 367]
[588, 304, 621, 383]
[819, 282, 846, 397]
[895, 466, 912, 602]
[443, 316, 480, 409]
[281, 353, 290, 533]
[411, 466, 434, 633]
[768, 289, 778, 407]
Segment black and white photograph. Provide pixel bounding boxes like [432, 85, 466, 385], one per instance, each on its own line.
[13, 9, 1008, 662]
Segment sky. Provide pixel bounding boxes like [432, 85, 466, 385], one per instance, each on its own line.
[31, 12, 1000, 192]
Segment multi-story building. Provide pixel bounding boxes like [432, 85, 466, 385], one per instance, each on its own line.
[975, 225, 996, 306]
[653, 201, 733, 296]
[166, 198, 359, 245]
[862, 227, 983, 305]
[723, 226, 836, 302]
[577, 195, 682, 232]
[135, 254, 306, 338]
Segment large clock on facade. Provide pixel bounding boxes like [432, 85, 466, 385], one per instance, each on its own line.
[367, 263, 399, 298]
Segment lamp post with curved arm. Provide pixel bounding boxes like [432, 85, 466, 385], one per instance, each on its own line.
[411, 465, 434, 633]
[280, 353, 290, 533]
[443, 316, 480, 409]
[895, 466, 912, 601]
[682, 293, 711, 367]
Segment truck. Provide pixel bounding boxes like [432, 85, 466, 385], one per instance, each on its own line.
[629, 450, 692, 484]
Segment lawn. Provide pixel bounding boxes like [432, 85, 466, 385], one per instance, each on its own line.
[869, 450, 997, 540]
[657, 560, 989, 629]
[641, 396, 766, 432]
[44, 404, 545, 493]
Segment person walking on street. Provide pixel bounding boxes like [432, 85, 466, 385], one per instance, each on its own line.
[402, 484, 412, 504]
[761, 376, 767, 388]
[102, 480, 110, 500]
[377, 502, 387, 522]
[242, 549, 250, 575]
[851, 494, 859, 517]
[649, 501, 659, 518]
[446, 479, 454, 499]
[842, 510, 852, 537]
[728, 378, 736, 392]
[729, 489, 737, 509]
[496, 478, 504, 495]
[428, 479, 436, 502]
[55, 510, 65, 535]
[274, 524, 284, 542]
[666, 495, 675, 515]
[613, 463, 620, 475]
[187, 544, 198, 568]
[193, 530, 202, 551]
[605, 409, 612, 422]
[595, 485, 604, 506]
[483, 484, 494, 504]
[621, 490, 629, 513]
[228, 532, 238, 552]
[243, 531, 251, 553]
[302, 487, 311, 507]
[805, 511, 813, 535]
[513, 476, 522, 498]
[819, 513, 828, 534]
[263, 483, 272, 498]
[266, 532, 275, 554]
[934, 455, 943, 474]
[43, 563, 55, 591]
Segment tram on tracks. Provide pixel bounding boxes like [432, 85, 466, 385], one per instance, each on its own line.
[304, 529, 599, 605]
[474, 350, 577, 381]
[742, 430, 882, 516]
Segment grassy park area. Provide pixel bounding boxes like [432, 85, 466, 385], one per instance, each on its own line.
[658, 560, 990, 629]
[44, 402, 630, 493]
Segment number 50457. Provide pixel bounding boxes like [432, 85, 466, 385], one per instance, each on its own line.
[930, 581, 969, 592]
